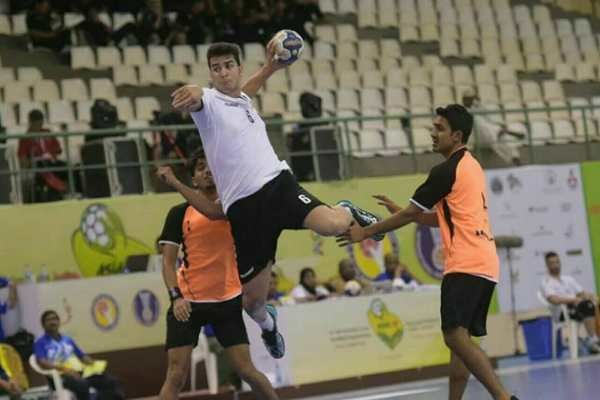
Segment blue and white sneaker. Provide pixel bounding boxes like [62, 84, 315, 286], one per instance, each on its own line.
[337, 200, 384, 241]
[261, 304, 285, 359]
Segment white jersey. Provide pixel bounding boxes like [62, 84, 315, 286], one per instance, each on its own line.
[540, 274, 583, 299]
[190, 88, 289, 213]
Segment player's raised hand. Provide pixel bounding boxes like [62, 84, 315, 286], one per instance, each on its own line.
[373, 194, 402, 214]
[265, 36, 286, 72]
[171, 85, 203, 112]
[336, 222, 367, 247]
[156, 165, 178, 187]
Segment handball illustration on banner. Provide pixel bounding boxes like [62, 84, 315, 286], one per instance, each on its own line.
[71, 203, 154, 277]
[367, 298, 404, 350]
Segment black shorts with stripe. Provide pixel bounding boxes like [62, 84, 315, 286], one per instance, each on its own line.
[441, 273, 496, 337]
[226, 170, 324, 284]
[165, 295, 248, 350]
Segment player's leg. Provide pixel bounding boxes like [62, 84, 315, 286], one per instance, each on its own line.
[281, 173, 382, 240]
[159, 346, 193, 400]
[159, 303, 202, 400]
[440, 273, 512, 400]
[448, 350, 470, 400]
[242, 262, 285, 358]
[213, 296, 280, 400]
[443, 327, 510, 400]
[225, 344, 279, 400]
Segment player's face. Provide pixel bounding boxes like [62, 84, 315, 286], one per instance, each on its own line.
[192, 158, 216, 192]
[209, 55, 242, 95]
[431, 116, 460, 154]
[546, 255, 561, 275]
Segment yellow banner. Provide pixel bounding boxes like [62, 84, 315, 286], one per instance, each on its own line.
[285, 290, 448, 384]
[1, 175, 445, 288]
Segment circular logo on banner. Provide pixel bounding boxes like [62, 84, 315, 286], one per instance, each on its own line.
[133, 289, 160, 326]
[91, 294, 119, 331]
[490, 177, 503, 195]
[415, 224, 444, 280]
[347, 233, 400, 280]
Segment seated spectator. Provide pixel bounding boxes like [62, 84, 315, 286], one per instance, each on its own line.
[375, 254, 420, 289]
[462, 89, 523, 166]
[329, 259, 373, 296]
[34, 310, 124, 400]
[18, 110, 68, 202]
[287, 0, 322, 45]
[0, 277, 17, 342]
[26, 0, 71, 52]
[177, 0, 217, 45]
[267, 271, 285, 305]
[0, 363, 22, 400]
[153, 110, 200, 161]
[290, 267, 329, 302]
[540, 252, 600, 354]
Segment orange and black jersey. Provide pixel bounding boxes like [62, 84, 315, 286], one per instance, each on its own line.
[159, 202, 241, 302]
[410, 148, 499, 281]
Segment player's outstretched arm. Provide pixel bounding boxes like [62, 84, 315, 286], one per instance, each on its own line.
[337, 203, 424, 246]
[242, 37, 285, 97]
[157, 166, 225, 219]
[171, 85, 204, 112]
[374, 194, 439, 227]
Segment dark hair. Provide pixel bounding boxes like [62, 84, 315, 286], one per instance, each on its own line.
[299, 267, 314, 283]
[206, 42, 242, 67]
[40, 310, 58, 326]
[435, 104, 473, 144]
[545, 251, 559, 261]
[28, 109, 44, 123]
[187, 148, 206, 177]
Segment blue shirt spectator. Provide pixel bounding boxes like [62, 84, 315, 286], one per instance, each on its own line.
[34, 310, 123, 400]
[34, 333, 85, 367]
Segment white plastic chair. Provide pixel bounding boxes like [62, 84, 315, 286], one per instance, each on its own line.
[190, 332, 218, 394]
[536, 290, 579, 360]
[29, 355, 72, 400]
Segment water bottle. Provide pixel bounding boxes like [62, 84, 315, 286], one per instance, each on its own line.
[38, 264, 50, 282]
[23, 264, 35, 283]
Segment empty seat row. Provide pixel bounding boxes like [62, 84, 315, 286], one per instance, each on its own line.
[0, 97, 160, 127]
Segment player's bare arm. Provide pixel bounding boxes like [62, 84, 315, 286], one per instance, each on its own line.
[242, 38, 285, 97]
[171, 85, 204, 113]
[374, 195, 438, 227]
[157, 166, 225, 219]
[161, 243, 191, 322]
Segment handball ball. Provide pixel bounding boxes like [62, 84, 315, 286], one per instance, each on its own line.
[273, 29, 304, 65]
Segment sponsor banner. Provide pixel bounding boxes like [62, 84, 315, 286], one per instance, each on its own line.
[486, 164, 596, 312]
[0, 175, 449, 288]
[284, 289, 447, 384]
[17, 273, 167, 353]
[581, 161, 600, 295]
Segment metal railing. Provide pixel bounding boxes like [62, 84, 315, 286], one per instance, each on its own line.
[0, 104, 599, 202]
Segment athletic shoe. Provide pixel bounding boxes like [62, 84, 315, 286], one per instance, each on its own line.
[585, 339, 600, 354]
[337, 200, 384, 241]
[510, 396, 520, 400]
[261, 304, 285, 359]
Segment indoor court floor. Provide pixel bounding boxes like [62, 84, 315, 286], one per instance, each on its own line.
[299, 355, 600, 400]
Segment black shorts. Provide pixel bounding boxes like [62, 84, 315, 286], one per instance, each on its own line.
[441, 273, 496, 337]
[165, 295, 248, 350]
[226, 170, 324, 283]
[566, 299, 596, 321]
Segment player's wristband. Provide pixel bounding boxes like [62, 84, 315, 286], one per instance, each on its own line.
[168, 287, 183, 301]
